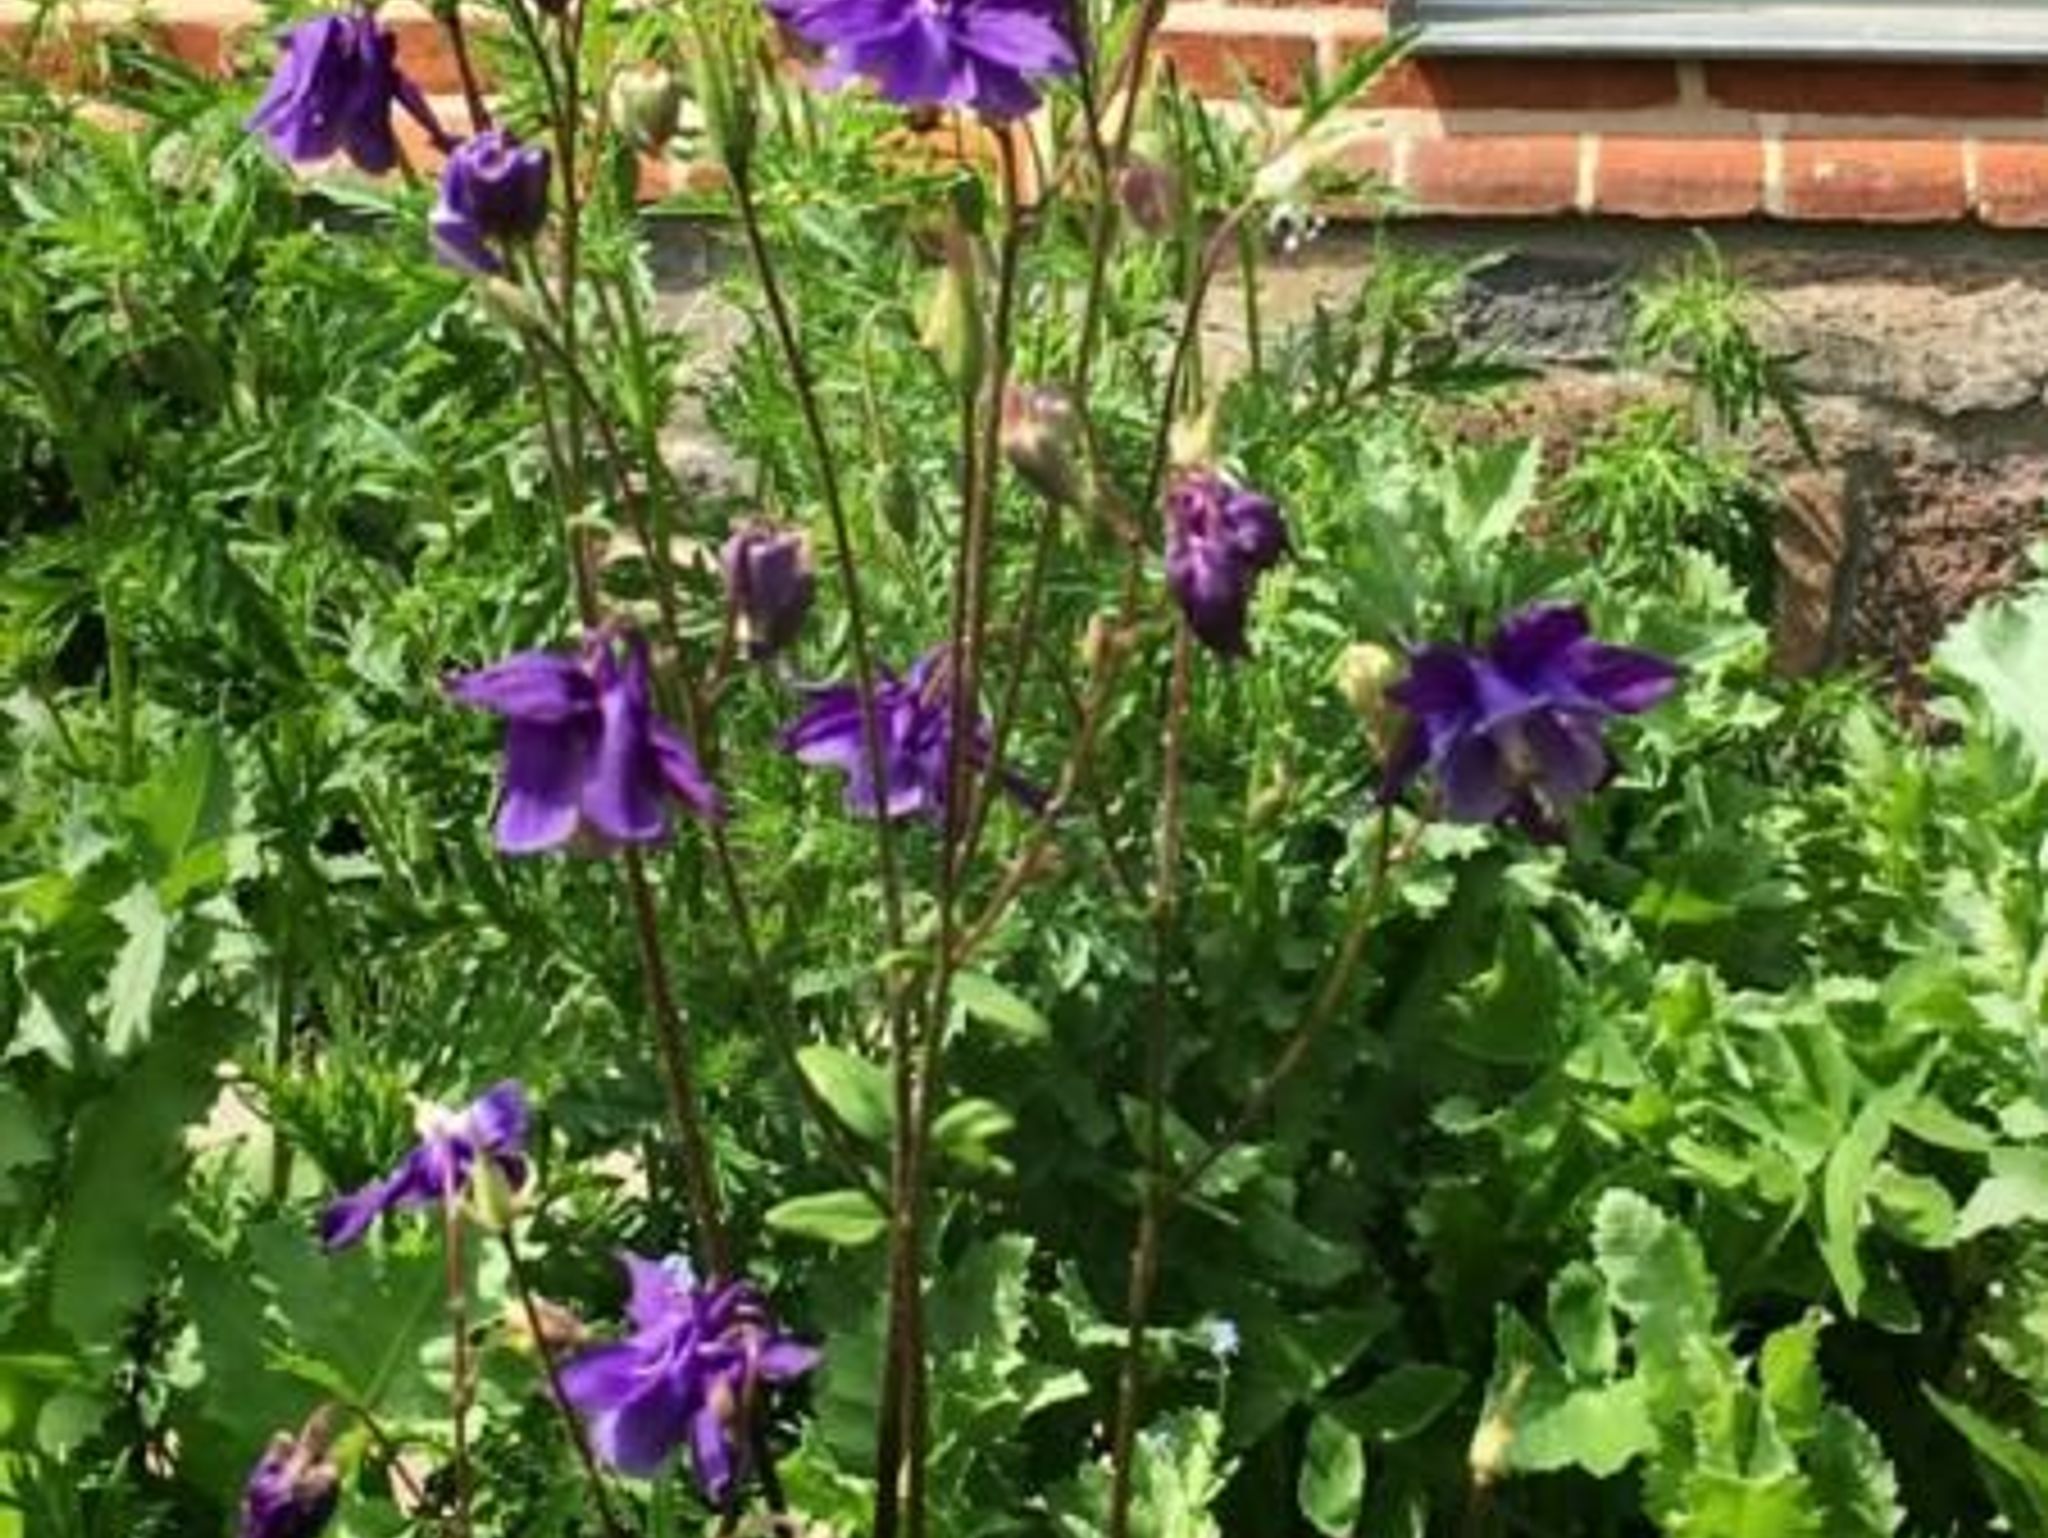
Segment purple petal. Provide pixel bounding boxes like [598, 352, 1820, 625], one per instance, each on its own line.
[958, 4, 1078, 73]
[496, 718, 588, 854]
[317, 1178, 394, 1250]
[690, 1397, 740, 1505]
[1439, 735, 1516, 824]
[1523, 711, 1613, 809]
[651, 721, 727, 825]
[579, 653, 668, 846]
[1490, 604, 1591, 679]
[445, 652, 594, 723]
[596, 1378, 694, 1478]
[621, 1252, 686, 1333]
[755, 1339, 822, 1383]
[560, 1343, 649, 1418]
[467, 1081, 530, 1156]
[1568, 643, 1682, 715]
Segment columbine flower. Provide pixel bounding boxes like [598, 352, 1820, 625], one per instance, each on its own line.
[1164, 470, 1289, 658]
[445, 632, 723, 856]
[430, 130, 552, 274]
[247, 10, 436, 174]
[1384, 603, 1680, 836]
[561, 1254, 820, 1502]
[781, 648, 1040, 822]
[239, 1415, 340, 1538]
[767, 0, 1077, 119]
[320, 1082, 530, 1249]
[722, 524, 815, 661]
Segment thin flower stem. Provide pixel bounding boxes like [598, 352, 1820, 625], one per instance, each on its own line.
[340, 1400, 430, 1513]
[498, 1231, 631, 1538]
[441, 1190, 475, 1538]
[1105, 622, 1194, 1538]
[622, 848, 734, 1278]
[438, 6, 493, 134]
[1168, 809, 1416, 1205]
[1143, 205, 1253, 510]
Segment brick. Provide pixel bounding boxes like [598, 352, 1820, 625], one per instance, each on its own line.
[1408, 135, 1580, 216]
[1155, 21, 1313, 101]
[1706, 61, 2046, 119]
[1779, 139, 1967, 223]
[1371, 57, 1678, 113]
[1595, 136, 1765, 220]
[1976, 141, 2048, 228]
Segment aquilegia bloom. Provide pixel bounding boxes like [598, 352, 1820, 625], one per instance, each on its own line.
[562, 1254, 819, 1502]
[722, 523, 815, 660]
[446, 632, 723, 855]
[1165, 470, 1289, 658]
[247, 10, 435, 174]
[1384, 603, 1680, 835]
[239, 1418, 340, 1538]
[768, 0, 1077, 119]
[320, 1081, 529, 1249]
[781, 648, 1040, 822]
[431, 130, 552, 274]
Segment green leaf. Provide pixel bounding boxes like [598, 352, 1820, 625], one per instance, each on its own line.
[1807, 1407, 1905, 1537]
[1326, 1365, 1468, 1444]
[1443, 438, 1540, 551]
[1820, 1068, 1929, 1318]
[1515, 1380, 1657, 1479]
[1672, 1468, 1823, 1538]
[101, 884, 167, 1057]
[930, 1097, 1016, 1173]
[1868, 1164, 1956, 1249]
[1547, 1261, 1618, 1381]
[951, 971, 1051, 1043]
[1298, 1414, 1365, 1537]
[1759, 1312, 1826, 1446]
[0, 1084, 50, 1180]
[764, 1189, 889, 1247]
[796, 1045, 893, 1144]
[1926, 1388, 2048, 1533]
[124, 729, 233, 874]
[1956, 1148, 2048, 1240]
[1935, 583, 2048, 768]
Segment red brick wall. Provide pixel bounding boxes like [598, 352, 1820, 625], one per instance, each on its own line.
[9, 0, 2046, 225]
[1156, 0, 2048, 226]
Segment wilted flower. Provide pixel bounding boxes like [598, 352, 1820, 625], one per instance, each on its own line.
[431, 130, 552, 274]
[240, 1414, 341, 1538]
[1000, 383, 1085, 507]
[1384, 603, 1680, 836]
[1164, 470, 1289, 658]
[320, 1082, 530, 1249]
[445, 631, 723, 855]
[1117, 155, 1181, 237]
[767, 0, 1077, 119]
[610, 61, 682, 154]
[722, 523, 815, 660]
[562, 1254, 820, 1502]
[247, 10, 436, 174]
[781, 648, 1041, 822]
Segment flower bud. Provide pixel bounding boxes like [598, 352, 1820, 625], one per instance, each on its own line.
[1000, 384, 1086, 508]
[1247, 762, 1294, 828]
[920, 229, 986, 397]
[1116, 155, 1181, 238]
[1079, 613, 1131, 675]
[239, 1414, 342, 1538]
[610, 61, 681, 156]
[430, 130, 551, 275]
[503, 1293, 589, 1356]
[721, 522, 815, 660]
[1335, 643, 1398, 722]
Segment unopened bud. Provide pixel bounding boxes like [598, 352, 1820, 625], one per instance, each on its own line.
[1470, 1364, 1532, 1490]
[920, 229, 986, 396]
[1116, 156, 1181, 238]
[611, 62, 681, 155]
[1001, 384, 1086, 508]
[1335, 643, 1398, 722]
[1080, 613, 1130, 674]
[722, 522, 815, 660]
[504, 1293, 589, 1356]
[1248, 763, 1294, 828]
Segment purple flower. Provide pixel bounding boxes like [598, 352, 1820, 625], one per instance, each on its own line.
[781, 648, 1040, 822]
[767, 0, 1077, 119]
[1165, 470, 1289, 658]
[445, 632, 724, 855]
[319, 1082, 530, 1250]
[722, 523, 816, 660]
[239, 1419, 340, 1538]
[431, 130, 552, 274]
[561, 1254, 819, 1502]
[1384, 603, 1681, 836]
[246, 10, 435, 174]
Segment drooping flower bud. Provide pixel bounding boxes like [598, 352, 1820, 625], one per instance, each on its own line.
[431, 131, 551, 275]
[610, 61, 681, 155]
[1335, 642, 1398, 723]
[1000, 384, 1086, 508]
[1117, 155, 1181, 237]
[721, 523, 816, 660]
[920, 229, 986, 397]
[239, 1412, 341, 1538]
[503, 1292, 589, 1356]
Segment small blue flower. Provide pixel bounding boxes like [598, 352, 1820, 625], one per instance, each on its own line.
[319, 1082, 530, 1249]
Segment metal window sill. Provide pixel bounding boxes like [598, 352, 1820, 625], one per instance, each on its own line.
[1392, 1, 2048, 61]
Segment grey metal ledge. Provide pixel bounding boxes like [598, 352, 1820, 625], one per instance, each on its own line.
[1392, 0, 2048, 61]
